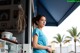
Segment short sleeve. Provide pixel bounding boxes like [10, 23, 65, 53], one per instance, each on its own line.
[32, 28, 40, 37]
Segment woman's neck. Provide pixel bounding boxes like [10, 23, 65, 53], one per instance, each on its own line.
[37, 26, 43, 30]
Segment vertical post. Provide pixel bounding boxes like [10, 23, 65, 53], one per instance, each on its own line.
[74, 41, 76, 53]
[28, 0, 32, 53]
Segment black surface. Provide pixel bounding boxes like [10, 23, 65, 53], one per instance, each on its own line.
[0, 0, 11, 5]
[25, 0, 29, 44]
[13, 0, 21, 4]
[0, 9, 10, 21]
[0, 30, 5, 38]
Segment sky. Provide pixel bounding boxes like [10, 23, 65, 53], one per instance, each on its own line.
[42, 5, 80, 51]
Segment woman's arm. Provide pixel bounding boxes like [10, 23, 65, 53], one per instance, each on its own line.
[33, 34, 52, 53]
[33, 34, 48, 49]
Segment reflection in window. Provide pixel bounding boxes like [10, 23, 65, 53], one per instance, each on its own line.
[13, 0, 21, 4]
[0, 0, 11, 5]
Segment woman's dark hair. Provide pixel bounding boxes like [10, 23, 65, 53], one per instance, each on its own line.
[32, 17, 36, 25]
[32, 15, 45, 25]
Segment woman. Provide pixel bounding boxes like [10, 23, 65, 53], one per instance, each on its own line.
[32, 15, 52, 53]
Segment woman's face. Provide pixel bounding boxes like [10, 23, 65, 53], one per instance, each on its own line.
[37, 16, 46, 27]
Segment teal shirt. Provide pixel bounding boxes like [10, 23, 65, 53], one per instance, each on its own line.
[32, 28, 48, 53]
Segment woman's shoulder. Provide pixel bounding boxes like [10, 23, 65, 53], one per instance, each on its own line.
[33, 28, 43, 33]
[33, 28, 40, 31]
[32, 28, 40, 36]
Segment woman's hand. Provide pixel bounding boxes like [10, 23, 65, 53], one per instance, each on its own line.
[46, 47, 52, 53]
